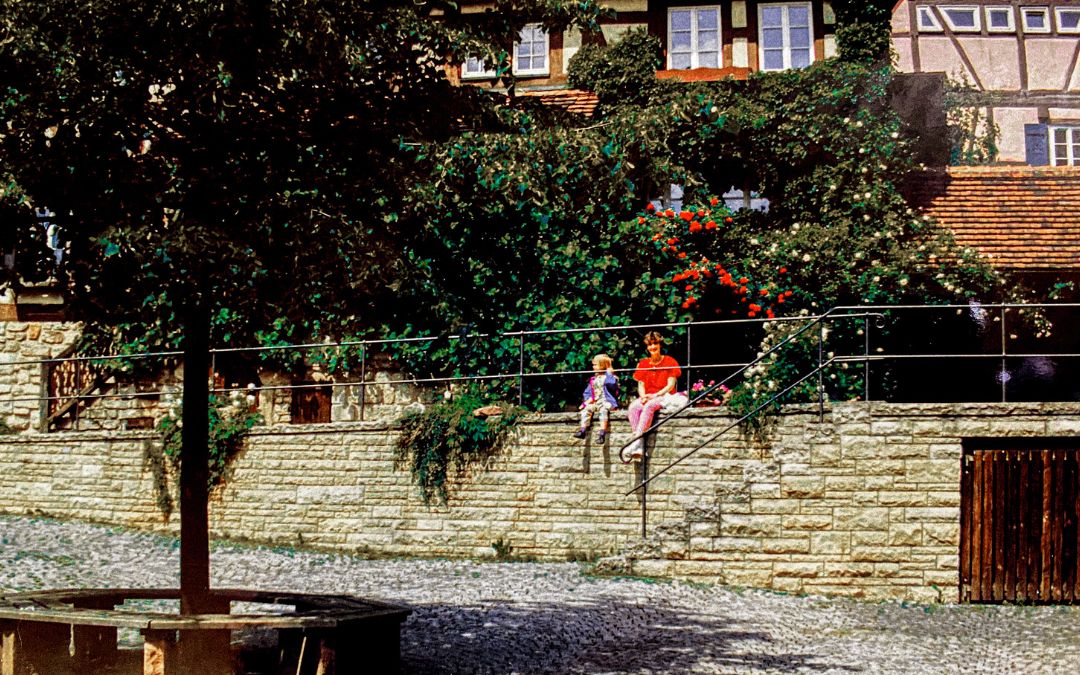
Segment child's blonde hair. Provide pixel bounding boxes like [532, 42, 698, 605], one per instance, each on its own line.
[592, 353, 612, 369]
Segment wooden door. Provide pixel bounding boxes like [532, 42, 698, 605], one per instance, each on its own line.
[960, 442, 1080, 603]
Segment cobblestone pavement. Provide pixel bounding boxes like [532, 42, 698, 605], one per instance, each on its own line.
[2, 516, 1079, 674]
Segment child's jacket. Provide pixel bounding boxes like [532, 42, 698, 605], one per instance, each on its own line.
[581, 373, 619, 408]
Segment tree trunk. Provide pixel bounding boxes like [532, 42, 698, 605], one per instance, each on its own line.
[180, 299, 211, 615]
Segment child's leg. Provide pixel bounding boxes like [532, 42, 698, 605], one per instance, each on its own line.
[598, 403, 612, 430]
[579, 404, 593, 430]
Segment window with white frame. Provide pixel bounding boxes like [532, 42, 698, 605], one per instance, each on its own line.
[461, 24, 550, 79]
[1057, 7, 1080, 33]
[668, 7, 721, 69]
[462, 57, 496, 79]
[1021, 6, 1051, 33]
[759, 3, 814, 71]
[514, 24, 549, 76]
[985, 6, 1015, 32]
[915, 5, 943, 31]
[940, 6, 981, 32]
[1051, 126, 1080, 166]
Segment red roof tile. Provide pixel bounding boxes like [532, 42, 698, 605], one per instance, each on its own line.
[904, 166, 1080, 271]
[519, 89, 599, 117]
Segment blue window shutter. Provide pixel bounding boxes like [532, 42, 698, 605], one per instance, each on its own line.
[1025, 123, 1049, 166]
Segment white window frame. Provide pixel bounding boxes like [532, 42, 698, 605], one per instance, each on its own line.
[1021, 6, 1052, 33]
[460, 24, 549, 80]
[513, 24, 549, 77]
[1050, 126, 1080, 166]
[916, 5, 943, 32]
[667, 6, 723, 70]
[461, 57, 496, 80]
[758, 2, 815, 72]
[939, 6, 981, 32]
[1056, 7, 1080, 33]
[984, 6, 1015, 33]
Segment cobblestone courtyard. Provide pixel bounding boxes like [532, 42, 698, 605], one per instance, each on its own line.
[1, 516, 1078, 673]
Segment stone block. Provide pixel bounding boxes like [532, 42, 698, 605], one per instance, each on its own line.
[904, 506, 958, 522]
[721, 514, 782, 537]
[774, 561, 821, 578]
[823, 562, 874, 578]
[888, 524, 923, 546]
[851, 530, 888, 546]
[833, 507, 890, 530]
[762, 537, 810, 554]
[809, 532, 849, 555]
[781, 476, 824, 498]
[851, 546, 908, 563]
[782, 514, 833, 530]
[904, 459, 956, 483]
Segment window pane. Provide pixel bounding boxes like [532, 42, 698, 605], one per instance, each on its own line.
[791, 49, 811, 68]
[671, 31, 692, 50]
[918, 7, 935, 27]
[761, 6, 782, 27]
[1024, 11, 1047, 29]
[697, 9, 718, 30]
[789, 6, 810, 26]
[762, 27, 784, 49]
[699, 51, 719, 68]
[1060, 11, 1080, 30]
[988, 9, 1011, 29]
[944, 8, 976, 29]
[670, 10, 691, 31]
[698, 30, 719, 52]
[764, 49, 784, 70]
[671, 53, 692, 69]
[790, 27, 810, 49]
[1054, 128, 1067, 144]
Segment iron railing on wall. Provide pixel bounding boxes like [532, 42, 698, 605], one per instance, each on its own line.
[4, 302, 1080, 431]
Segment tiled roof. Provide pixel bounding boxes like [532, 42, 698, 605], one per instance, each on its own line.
[904, 166, 1080, 271]
[519, 89, 599, 117]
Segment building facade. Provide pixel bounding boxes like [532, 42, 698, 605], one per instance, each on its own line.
[892, 1, 1080, 164]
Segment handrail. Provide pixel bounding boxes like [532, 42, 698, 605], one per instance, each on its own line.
[626, 356, 842, 496]
[615, 310, 883, 457]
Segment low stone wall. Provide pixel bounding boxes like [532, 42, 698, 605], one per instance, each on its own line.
[1, 401, 1078, 602]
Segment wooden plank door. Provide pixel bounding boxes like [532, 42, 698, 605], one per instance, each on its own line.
[961, 443, 1080, 603]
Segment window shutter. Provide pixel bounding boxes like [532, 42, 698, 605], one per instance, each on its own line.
[1025, 123, 1049, 166]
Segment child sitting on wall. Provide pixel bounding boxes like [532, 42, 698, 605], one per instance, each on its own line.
[573, 353, 619, 444]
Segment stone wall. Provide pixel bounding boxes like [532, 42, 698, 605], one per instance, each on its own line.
[1, 402, 1078, 602]
[0, 322, 82, 431]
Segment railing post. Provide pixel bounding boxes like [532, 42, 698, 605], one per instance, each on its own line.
[1000, 306, 1007, 403]
[818, 319, 825, 422]
[73, 358, 81, 431]
[518, 334, 524, 407]
[685, 322, 692, 393]
[641, 446, 649, 539]
[864, 314, 871, 403]
[359, 343, 366, 422]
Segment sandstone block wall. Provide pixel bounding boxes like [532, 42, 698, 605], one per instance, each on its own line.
[0, 322, 82, 431]
[1, 401, 1078, 603]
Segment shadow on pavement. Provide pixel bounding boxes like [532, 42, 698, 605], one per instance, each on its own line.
[400, 597, 861, 674]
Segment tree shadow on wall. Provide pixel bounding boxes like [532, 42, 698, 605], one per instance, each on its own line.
[399, 597, 860, 674]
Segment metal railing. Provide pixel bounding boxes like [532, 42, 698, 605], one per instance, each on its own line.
[3, 302, 1079, 432]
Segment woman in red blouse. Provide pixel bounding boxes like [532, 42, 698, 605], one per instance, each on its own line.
[625, 331, 685, 461]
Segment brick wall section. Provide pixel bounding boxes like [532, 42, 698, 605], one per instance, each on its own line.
[1, 402, 1079, 602]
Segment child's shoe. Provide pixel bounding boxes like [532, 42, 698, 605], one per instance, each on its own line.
[596, 430, 607, 444]
[573, 428, 587, 439]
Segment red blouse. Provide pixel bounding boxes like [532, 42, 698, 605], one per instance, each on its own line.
[633, 355, 682, 395]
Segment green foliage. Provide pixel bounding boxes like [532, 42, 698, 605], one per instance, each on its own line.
[158, 393, 262, 491]
[567, 28, 667, 106]
[832, 0, 895, 64]
[396, 389, 523, 504]
[945, 79, 1000, 165]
